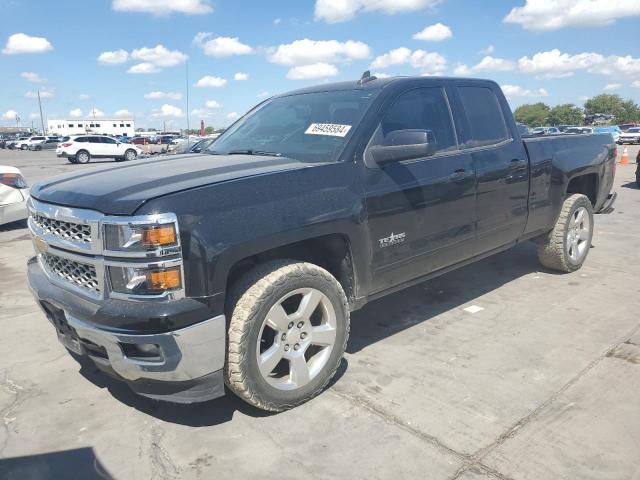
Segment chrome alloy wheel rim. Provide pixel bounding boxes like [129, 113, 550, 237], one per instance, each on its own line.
[256, 288, 337, 390]
[566, 206, 590, 263]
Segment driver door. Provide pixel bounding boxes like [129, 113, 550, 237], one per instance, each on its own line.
[363, 87, 477, 293]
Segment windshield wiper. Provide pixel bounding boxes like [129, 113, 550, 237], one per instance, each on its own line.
[226, 149, 283, 157]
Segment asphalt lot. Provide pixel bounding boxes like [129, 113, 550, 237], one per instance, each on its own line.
[1, 146, 639, 480]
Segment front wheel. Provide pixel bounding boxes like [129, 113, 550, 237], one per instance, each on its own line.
[537, 194, 594, 272]
[20, 144, 27, 150]
[225, 260, 350, 412]
[124, 149, 137, 161]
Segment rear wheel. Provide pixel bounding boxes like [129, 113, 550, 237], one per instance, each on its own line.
[20, 144, 27, 150]
[225, 260, 350, 412]
[537, 194, 594, 272]
[76, 150, 90, 164]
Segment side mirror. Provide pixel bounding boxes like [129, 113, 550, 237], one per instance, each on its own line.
[369, 129, 436, 165]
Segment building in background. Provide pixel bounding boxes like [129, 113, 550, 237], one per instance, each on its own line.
[47, 118, 135, 137]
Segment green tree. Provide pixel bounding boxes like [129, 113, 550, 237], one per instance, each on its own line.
[547, 104, 583, 126]
[583, 94, 640, 123]
[514, 102, 550, 127]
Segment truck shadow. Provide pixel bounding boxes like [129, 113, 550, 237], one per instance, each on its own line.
[72, 352, 349, 427]
[347, 241, 549, 354]
[74, 241, 550, 426]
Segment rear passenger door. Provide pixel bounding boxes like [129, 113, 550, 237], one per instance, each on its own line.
[454, 85, 529, 254]
[363, 86, 477, 293]
[99, 136, 120, 158]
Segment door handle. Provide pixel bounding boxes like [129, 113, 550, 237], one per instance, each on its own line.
[510, 159, 527, 168]
[449, 169, 473, 182]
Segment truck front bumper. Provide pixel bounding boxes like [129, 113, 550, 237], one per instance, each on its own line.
[28, 257, 227, 403]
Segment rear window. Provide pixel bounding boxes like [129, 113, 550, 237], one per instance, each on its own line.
[458, 86, 509, 148]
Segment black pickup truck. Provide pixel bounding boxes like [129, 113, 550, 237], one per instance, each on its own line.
[27, 75, 616, 411]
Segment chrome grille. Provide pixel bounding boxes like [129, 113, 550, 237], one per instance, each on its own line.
[32, 213, 92, 244]
[42, 253, 100, 294]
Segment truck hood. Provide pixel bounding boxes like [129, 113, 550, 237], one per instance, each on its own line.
[30, 153, 314, 215]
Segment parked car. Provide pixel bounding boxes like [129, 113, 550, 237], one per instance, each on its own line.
[6, 137, 30, 149]
[515, 123, 530, 137]
[565, 127, 585, 135]
[55, 135, 142, 163]
[0, 166, 29, 226]
[530, 127, 546, 135]
[16, 135, 50, 150]
[617, 127, 640, 145]
[129, 136, 153, 145]
[546, 127, 562, 135]
[29, 138, 60, 151]
[618, 123, 638, 132]
[594, 126, 621, 143]
[27, 75, 617, 411]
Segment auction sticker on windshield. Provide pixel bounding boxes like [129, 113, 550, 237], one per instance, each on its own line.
[305, 123, 352, 137]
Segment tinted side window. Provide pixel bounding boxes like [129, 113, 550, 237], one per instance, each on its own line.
[458, 86, 509, 148]
[370, 88, 456, 154]
[100, 137, 117, 144]
[88, 136, 102, 143]
[75, 137, 88, 143]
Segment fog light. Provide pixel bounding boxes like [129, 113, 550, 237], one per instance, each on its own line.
[121, 342, 162, 361]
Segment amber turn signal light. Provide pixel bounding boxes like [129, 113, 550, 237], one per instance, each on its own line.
[147, 268, 182, 291]
[142, 225, 177, 247]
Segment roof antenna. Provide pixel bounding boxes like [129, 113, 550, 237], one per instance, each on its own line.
[357, 70, 377, 85]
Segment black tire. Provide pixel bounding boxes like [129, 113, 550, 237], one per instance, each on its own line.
[225, 260, 350, 412]
[124, 149, 137, 161]
[20, 144, 27, 150]
[67, 157, 76, 164]
[76, 150, 90, 164]
[537, 194, 594, 272]
[35, 145, 42, 151]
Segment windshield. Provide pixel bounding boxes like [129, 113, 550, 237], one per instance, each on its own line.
[207, 89, 379, 162]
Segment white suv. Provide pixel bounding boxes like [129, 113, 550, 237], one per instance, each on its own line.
[17, 136, 48, 150]
[56, 135, 142, 164]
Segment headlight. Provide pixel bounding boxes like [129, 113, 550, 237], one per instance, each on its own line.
[108, 265, 182, 295]
[103, 219, 179, 253]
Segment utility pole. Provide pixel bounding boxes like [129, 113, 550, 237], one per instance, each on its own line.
[37, 90, 46, 134]
[185, 61, 190, 149]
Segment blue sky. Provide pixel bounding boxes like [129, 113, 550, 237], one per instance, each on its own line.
[1, 0, 639, 130]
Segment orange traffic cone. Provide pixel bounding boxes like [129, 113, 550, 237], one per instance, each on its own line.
[619, 146, 629, 165]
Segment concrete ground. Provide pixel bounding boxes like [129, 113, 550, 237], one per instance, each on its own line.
[0, 146, 639, 480]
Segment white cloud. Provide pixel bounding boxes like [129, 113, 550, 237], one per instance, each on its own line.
[268, 39, 370, 66]
[20, 72, 47, 83]
[274, 18, 282, 24]
[234, 72, 249, 81]
[152, 104, 184, 118]
[603, 83, 622, 91]
[257, 91, 270, 99]
[504, 0, 640, 31]
[88, 108, 104, 118]
[518, 49, 640, 78]
[315, 0, 442, 23]
[2, 33, 53, 55]
[79, 94, 90, 101]
[26, 88, 55, 98]
[633, 80, 640, 88]
[144, 91, 182, 100]
[227, 112, 239, 120]
[413, 23, 452, 42]
[286, 63, 338, 80]
[373, 72, 391, 78]
[97, 49, 129, 65]
[480, 45, 495, 55]
[194, 76, 227, 88]
[115, 109, 132, 117]
[2, 110, 19, 120]
[127, 62, 161, 74]
[191, 108, 217, 118]
[501, 84, 549, 98]
[205, 100, 221, 109]
[193, 33, 253, 58]
[112, 0, 212, 15]
[370, 47, 447, 75]
[131, 45, 187, 67]
[454, 56, 515, 75]
[69, 109, 83, 118]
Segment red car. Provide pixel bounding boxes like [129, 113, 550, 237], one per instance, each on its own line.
[129, 136, 152, 145]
